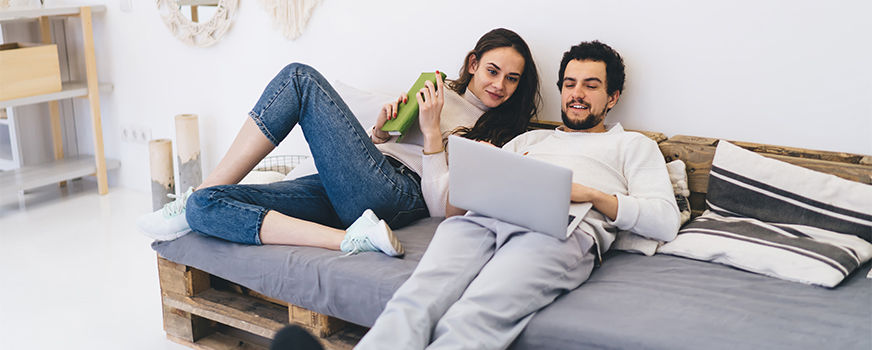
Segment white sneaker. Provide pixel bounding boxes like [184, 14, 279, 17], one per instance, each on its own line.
[340, 209, 404, 257]
[135, 187, 194, 241]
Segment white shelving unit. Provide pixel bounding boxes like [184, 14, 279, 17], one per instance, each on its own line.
[0, 5, 117, 198]
[0, 81, 113, 109]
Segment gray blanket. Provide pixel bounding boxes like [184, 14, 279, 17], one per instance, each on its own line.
[153, 217, 871, 350]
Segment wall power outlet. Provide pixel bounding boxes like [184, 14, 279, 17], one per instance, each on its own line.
[121, 124, 151, 144]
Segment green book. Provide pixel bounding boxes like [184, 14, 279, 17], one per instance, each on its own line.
[381, 71, 447, 142]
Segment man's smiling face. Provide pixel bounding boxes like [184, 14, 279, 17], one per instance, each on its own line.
[560, 59, 620, 132]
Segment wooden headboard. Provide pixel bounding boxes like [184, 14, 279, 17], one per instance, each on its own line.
[527, 120, 872, 218]
[527, 120, 667, 142]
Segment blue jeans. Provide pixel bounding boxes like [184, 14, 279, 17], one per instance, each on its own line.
[186, 63, 428, 245]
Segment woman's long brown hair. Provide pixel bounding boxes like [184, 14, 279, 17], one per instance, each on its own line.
[448, 28, 541, 147]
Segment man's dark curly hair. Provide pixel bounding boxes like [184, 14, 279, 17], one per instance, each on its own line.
[556, 40, 625, 97]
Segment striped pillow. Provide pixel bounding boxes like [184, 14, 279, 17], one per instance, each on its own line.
[659, 211, 872, 287]
[705, 141, 872, 241]
[658, 141, 872, 287]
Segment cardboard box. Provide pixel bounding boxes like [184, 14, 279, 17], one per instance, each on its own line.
[0, 42, 62, 101]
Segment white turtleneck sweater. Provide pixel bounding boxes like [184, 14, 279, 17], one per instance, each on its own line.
[374, 89, 489, 217]
[502, 123, 681, 260]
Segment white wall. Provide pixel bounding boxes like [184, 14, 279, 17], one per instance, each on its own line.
[57, 0, 872, 192]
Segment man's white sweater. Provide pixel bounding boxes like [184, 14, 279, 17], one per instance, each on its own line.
[502, 123, 681, 260]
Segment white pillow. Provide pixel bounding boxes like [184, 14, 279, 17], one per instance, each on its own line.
[239, 170, 288, 184]
[332, 80, 395, 131]
[659, 210, 872, 288]
[282, 157, 319, 181]
[282, 80, 395, 181]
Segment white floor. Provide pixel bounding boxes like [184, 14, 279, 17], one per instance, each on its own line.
[0, 179, 190, 350]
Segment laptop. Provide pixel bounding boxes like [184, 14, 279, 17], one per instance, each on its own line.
[448, 135, 592, 240]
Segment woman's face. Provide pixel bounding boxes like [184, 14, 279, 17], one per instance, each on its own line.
[466, 46, 525, 108]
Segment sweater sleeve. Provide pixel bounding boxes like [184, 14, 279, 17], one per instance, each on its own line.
[607, 138, 681, 242]
[421, 151, 449, 217]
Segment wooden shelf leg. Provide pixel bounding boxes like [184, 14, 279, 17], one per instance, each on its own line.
[78, 6, 109, 194]
[39, 16, 67, 187]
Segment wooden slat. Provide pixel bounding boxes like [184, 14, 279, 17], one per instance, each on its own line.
[167, 332, 267, 350]
[161, 286, 357, 348]
[193, 270, 347, 338]
[319, 324, 367, 350]
[77, 6, 108, 195]
[245, 289, 289, 308]
[627, 130, 667, 143]
[660, 138, 872, 194]
[289, 304, 346, 338]
[166, 323, 366, 350]
[687, 192, 707, 219]
[163, 304, 216, 343]
[659, 141, 717, 194]
[160, 257, 348, 341]
[660, 135, 872, 216]
[669, 135, 872, 165]
[157, 255, 211, 296]
[527, 120, 561, 130]
[163, 288, 289, 339]
[210, 277, 290, 307]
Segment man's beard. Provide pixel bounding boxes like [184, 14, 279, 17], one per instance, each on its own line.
[561, 101, 607, 130]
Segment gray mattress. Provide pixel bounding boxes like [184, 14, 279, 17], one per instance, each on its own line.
[153, 217, 872, 350]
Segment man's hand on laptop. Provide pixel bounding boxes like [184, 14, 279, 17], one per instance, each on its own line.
[571, 183, 618, 221]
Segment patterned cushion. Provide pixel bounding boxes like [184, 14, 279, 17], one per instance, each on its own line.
[705, 141, 871, 241]
[666, 159, 692, 225]
[658, 141, 872, 287]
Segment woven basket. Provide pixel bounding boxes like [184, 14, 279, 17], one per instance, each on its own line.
[254, 155, 309, 175]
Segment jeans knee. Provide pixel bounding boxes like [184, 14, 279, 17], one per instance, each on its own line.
[283, 62, 316, 77]
[185, 188, 216, 231]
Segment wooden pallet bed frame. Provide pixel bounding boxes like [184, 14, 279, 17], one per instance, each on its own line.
[156, 123, 872, 350]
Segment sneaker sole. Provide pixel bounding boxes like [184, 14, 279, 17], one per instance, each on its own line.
[373, 221, 404, 257]
[136, 226, 192, 242]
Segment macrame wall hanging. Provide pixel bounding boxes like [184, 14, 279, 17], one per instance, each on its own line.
[258, 0, 322, 39]
[157, 0, 239, 48]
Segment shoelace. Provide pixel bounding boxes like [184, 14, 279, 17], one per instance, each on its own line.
[342, 237, 376, 257]
[162, 190, 190, 219]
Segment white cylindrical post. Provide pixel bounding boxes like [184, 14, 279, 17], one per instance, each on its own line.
[149, 138, 175, 211]
[175, 114, 203, 192]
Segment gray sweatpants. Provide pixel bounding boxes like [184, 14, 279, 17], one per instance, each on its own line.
[355, 214, 596, 350]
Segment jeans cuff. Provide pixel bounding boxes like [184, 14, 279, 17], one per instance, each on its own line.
[249, 111, 281, 147]
[253, 208, 269, 245]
